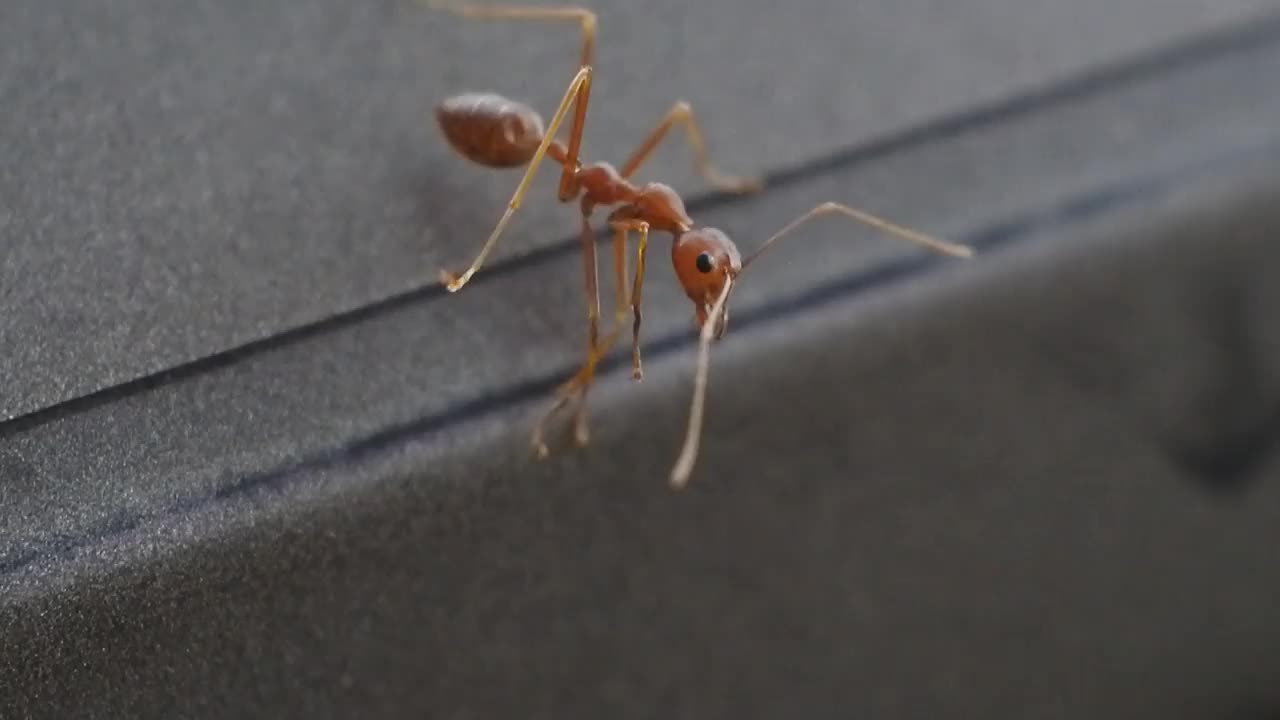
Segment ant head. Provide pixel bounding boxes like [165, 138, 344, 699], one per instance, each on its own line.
[671, 227, 742, 339]
[633, 182, 693, 234]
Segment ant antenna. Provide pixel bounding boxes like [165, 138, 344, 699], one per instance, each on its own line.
[669, 274, 734, 489]
[668, 202, 970, 487]
[741, 202, 973, 272]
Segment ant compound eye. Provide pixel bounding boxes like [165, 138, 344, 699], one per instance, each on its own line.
[695, 252, 714, 273]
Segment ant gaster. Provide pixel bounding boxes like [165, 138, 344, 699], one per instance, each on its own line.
[424, 2, 974, 488]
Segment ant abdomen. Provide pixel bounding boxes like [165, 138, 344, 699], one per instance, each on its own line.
[435, 92, 548, 168]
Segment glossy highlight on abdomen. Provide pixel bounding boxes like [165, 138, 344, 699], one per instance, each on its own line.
[435, 92, 547, 168]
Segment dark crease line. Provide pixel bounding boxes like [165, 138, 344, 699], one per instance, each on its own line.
[4, 10, 1280, 436]
[4, 137, 1276, 578]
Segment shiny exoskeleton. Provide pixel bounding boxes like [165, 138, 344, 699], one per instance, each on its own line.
[424, 1, 974, 488]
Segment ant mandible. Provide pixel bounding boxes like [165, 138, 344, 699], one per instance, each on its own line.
[423, 1, 974, 488]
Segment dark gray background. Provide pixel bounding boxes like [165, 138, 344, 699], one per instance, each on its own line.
[2, 0, 1278, 418]
[3, 0, 1280, 717]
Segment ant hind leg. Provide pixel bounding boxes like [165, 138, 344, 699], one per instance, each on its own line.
[436, 65, 591, 291]
[421, 2, 598, 201]
[619, 100, 763, 194]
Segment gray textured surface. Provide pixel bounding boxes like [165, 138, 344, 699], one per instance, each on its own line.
[4, 149, 1280, 719]
[6, 27, 1280, 586]
[3, 0, 1279, 418]
[5, 0, 1280, 717]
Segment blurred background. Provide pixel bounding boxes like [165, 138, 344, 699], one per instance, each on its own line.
[3, 0, 1280, 717]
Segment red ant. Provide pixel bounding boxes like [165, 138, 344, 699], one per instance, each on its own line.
[424, 2, 974, 488]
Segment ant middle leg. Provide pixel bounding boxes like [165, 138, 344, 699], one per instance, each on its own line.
[618, 101, 763, 194]
[609, 219, 650, 381]
[534, 212, 604, 455]
[578, 213, 602, 352]
[530, 215, 619, 457]
[531, 212, 638, 456]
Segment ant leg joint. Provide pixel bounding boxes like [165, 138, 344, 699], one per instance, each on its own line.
[630, 306, 644, 381]
[617, 101, 762, 194]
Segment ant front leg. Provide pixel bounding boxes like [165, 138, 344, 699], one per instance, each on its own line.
[619, 101, 763, 194]
[609, 219, 650, 381]
[610, 217, 632, 331]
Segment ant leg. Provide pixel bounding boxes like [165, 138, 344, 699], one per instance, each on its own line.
[630, 224, 649, 380]
[566, 223, 633, 447]
[608, 219, 650, 380]
[534, 212, 604, 455]
[740, 201, 974, 272]
[578, 212, 602, 355]
[610, 222, 632, 331]
[618, 101, 763, 193]
[560, 211, 603, 448]
[438, 65, 591, 291]
[530, 324, 623, 458]
[422, 2, 596, 201]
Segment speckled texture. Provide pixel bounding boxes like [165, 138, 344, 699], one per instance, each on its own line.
[4, 2, 1280, 718]
[3, 0, 1280, 418]
[4, 154, 1280, 718]
[5, 29, 1280, 583]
